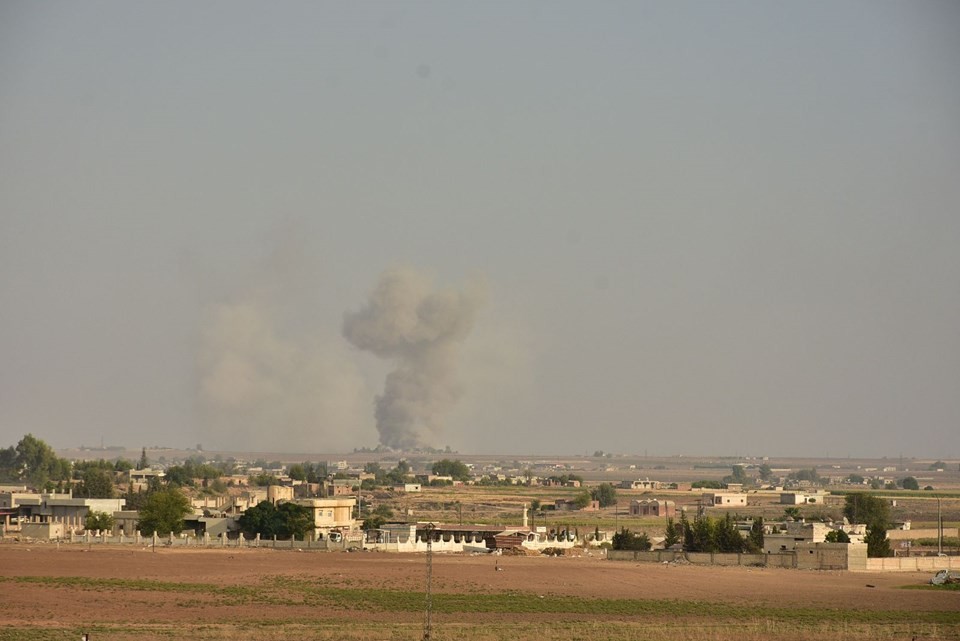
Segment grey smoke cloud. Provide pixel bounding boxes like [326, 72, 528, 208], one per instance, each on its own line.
[343, 267, 486, 449]
[197, 295, 374, 452]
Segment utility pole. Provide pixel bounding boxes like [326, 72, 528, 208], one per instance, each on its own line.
[938, 495, 943, 556]
[357, 482, 361, 521]
[423, 523, 435, 641]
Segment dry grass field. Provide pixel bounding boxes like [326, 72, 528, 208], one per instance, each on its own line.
[1, 544, 958, 641]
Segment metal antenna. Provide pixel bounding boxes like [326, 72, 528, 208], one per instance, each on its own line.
[423, 523, 435, 641]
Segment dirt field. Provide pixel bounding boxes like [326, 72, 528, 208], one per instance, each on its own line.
[1, 544, 958, 641]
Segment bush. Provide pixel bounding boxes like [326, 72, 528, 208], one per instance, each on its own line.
[612, 528, 651, 551]
[900, 477, 920, 491]
[85, 511, 115, 532]
[590, 483, 617, 508]
[825, 529, 850, 543]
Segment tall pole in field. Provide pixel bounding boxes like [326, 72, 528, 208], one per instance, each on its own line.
[423, 523, 435, 641]
[937, 496, 943, 556]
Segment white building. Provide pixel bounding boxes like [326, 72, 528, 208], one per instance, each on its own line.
[702, 492, 747, 508]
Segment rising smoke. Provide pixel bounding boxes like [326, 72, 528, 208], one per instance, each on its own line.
[197, 295, 373, 452]
[342, 267, 486, 450]
[195, 223, 376, 453]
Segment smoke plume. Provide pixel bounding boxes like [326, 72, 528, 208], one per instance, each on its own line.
[197, 295, 374, 452]
[343, 267, 486, 449]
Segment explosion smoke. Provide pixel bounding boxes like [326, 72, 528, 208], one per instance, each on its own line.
[343, 267, 485, 449]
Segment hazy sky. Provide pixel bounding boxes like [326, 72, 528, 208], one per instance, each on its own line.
[2, 1, 958, 458]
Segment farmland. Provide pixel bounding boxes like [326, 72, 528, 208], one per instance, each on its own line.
[1, 545, 958, 641]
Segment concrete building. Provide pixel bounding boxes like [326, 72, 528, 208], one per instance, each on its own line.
[763, 521, 832, 554]
[702, 492, 747, 508]
[629, 499, 676, 518]
[780, 490, 829, 505]
[294, 497, 356, 539]
[0, 491, 125, 534]
[329, 479, 356, 496]
[128, 468, 165, 491]
[113, 510, 140, 536]
[226, 489, 269, 514]
[267, 485, 293, 504]
[621, 478, 661, 490]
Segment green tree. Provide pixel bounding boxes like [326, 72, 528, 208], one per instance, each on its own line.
[238, 501, 281, 538]
[723, 465, 747, 485]
[758, 464, 773, 482]
[714, 513, 746, 553]
[900, 476, 919, 491]
[689, 514, 717, 553]
[590, 483, 618, 508]
[846, 474, 865, 484]
[275, 502, 313, 539]
[75, 468, 114, 498]
[680, 512, 693, 550]
[842, 493, 889, 527]
[430, 459, 471, 481]
[137, 447, 149, 471]
[113, 458, 134, 473]
[612, 527, 651, 551]
[307, 462, 326, 483]
[783, 507, 802, 520]
[663, 518, 681, 548]
[825, 529, 850, 543]
[248, 473, 280, 487]
[385, 460, 411, 485]
[864, 525, 891, 558]
[789, 467, 821, 485]
[238, 501, 313, 540]
[362, 513, 387, 530]
[85, 511, 115, 532]
[572, 491, 592, 509]
[206, 478, 228, 494]
[288, 464, 306, 482]
[927, 460, 945, 470]
[163, 465, 194, 487]
[362, 505, 394, 530]
[138, 488, 192, 536]
[691, 480, 724, 489]
[0, 446, 17, 482]
[14, 434, 72, 488]
[748, 517, 764, 552]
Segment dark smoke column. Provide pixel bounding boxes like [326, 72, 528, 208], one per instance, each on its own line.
[342, 267, 485, 449]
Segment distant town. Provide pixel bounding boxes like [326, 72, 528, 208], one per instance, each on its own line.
[2, 433, 958, 573]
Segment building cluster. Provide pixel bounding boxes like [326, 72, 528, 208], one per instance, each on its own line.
[2, 456, 927, 558]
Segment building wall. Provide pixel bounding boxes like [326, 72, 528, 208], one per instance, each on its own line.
[629, 500, 676, 518]
[21, 522, 65, 539]
[267, 485, 294, 503]
[863, 555, 960, 572]
[608, 544, 865, 571]
[703, 493, 747, 507]
[795, 542, 854, 570]
[886, 527, 959, 541]
[295, 498, 356, 535]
